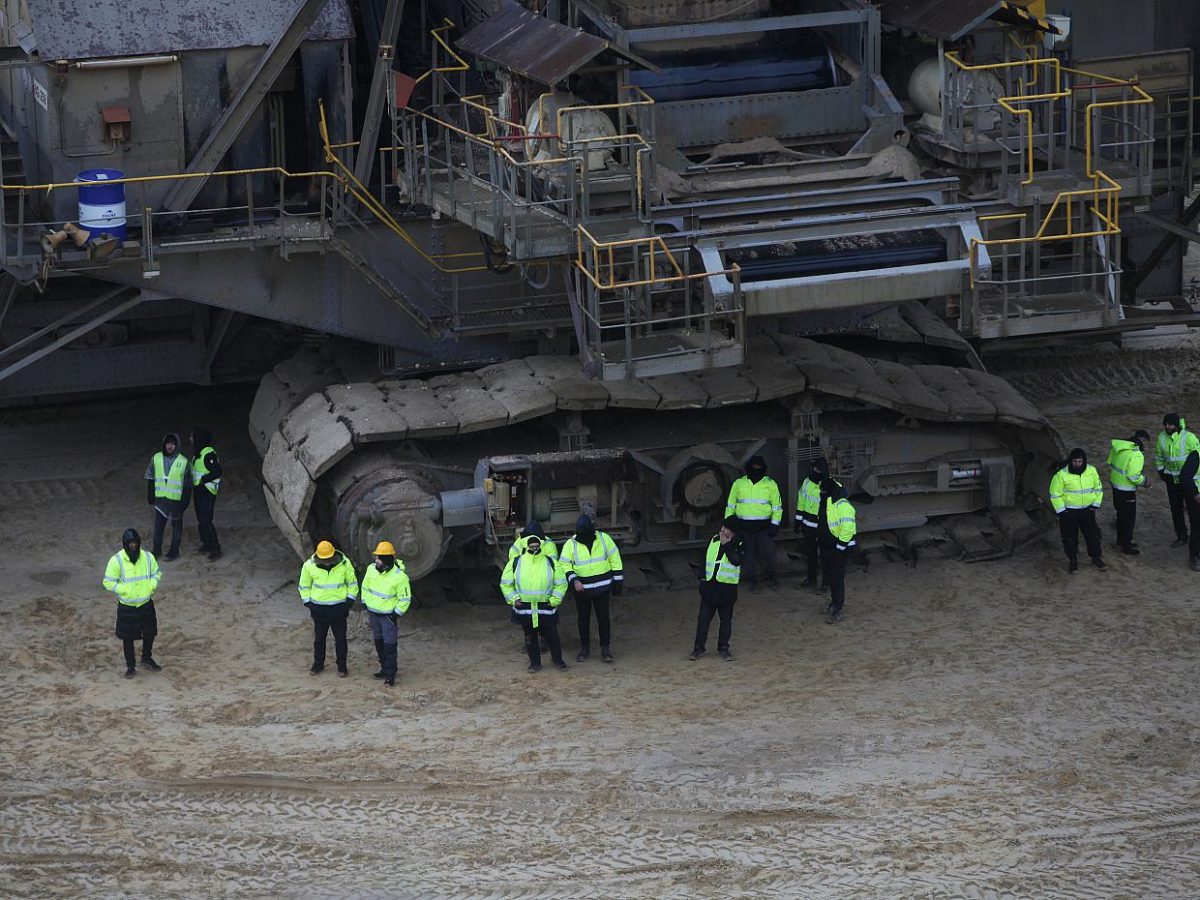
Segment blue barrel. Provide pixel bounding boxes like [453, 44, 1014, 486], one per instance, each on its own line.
[75, 168, 127, 242]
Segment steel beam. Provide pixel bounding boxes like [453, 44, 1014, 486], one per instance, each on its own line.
[1132, 207, 1200, 243]
[0, 292, 144, 384]
[162, 0, 331, 212]
[0, 286, 128, 362]
[1125, 194, 1200, 300]
[353, 0, 407, 186]
[624, 10, 866, 44]
[0, 274, 19, 336]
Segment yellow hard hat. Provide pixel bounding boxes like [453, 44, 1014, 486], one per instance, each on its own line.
[374, 541, 396, 556]
[316, 540, 335, 559]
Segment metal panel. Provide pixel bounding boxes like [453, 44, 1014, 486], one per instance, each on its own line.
[458, 2, 614, 86]
[655, 84, 864, 149]
[162, 0, 332, 211]
[25, 0, 352, 58]
[878, 0, 1001, 41]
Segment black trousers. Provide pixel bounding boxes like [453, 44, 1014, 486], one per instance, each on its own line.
[310, 602, 350, 670]
[1113, 490, 1137, 547]
[122, 636, 154, 667]
[574, 589, 611, 651]
[1058, 507, 1102, 562]
[739, 527, 776, 584]
[520, 615, 563, 667]
[151, 507, 183, 556]
[799, 526, 820, 582]
[1167, 478, 1189, 539]
[822, 547, 848, 614]
[194, 489, 220, 552]
[1188, 495, 1200, 558]
[694, 583, 736, 652]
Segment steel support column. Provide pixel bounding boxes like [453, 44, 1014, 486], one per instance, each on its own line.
[353, 0, 407, 186]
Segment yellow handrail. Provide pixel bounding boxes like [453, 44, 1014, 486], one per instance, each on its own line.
[0, 165, 339, 193]
[412, 20, 469, 87]
[318, 101, 486, 272]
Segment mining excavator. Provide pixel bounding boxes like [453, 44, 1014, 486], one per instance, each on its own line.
[0, 0, 1195, 580]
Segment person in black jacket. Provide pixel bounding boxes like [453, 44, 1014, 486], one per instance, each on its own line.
[1181, 447, 1200, 571]
[189, 427, 223, 561]
[690, 517, 744, 661]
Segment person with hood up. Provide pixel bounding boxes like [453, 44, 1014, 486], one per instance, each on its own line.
[103, 528, 163, 678]
[189, 426, 223, 561]
[560, 514, 623, 663]
[1106, 430, 1151, 555]
[507, 519, 558, 563]
[298, 540, 359, 676]
[724, 455, 783, 591]
[690, 516, 744, 661]
[360, 541, 411, 687]
[1049, 448, 1107, 573]
[500, 534, 569, 672]
[144, 432, 190, 561]
[793, 457, 828, 589]
[818, 479, 856, 624]
[1154, 413, 1200, 547]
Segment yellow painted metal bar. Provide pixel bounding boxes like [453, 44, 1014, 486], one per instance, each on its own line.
[3, 166, 338, 192]
[318, 101, 486, 272]
[413, 20, 469, 86]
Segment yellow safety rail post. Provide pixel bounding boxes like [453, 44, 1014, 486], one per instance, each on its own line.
[947, 50, 1153, 301]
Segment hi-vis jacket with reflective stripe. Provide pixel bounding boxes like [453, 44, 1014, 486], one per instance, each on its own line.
[560, 531, 623, 591]
[1049, 465, 1103, 513]
[507, 535, 557, 562]
[103, 549, 162, 606]
[152, 452, 189, 501]
[704, 535, 741, 584]
[822, 498, 857, 551]
[725, 475, 783, 525]
[1106, 439, 1146, 491]
[1155, 423, 1200, 480]
[500, 552, 565, 627]
[191, 446, 221, 495]
[794, 477, 822, 526]
[298, 553, 359, 605]
[361, 561, 412, 615]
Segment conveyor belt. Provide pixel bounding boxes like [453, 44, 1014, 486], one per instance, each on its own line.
[725, 229, 948, 283]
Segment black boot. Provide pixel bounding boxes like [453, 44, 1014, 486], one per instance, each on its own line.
[525, 632, 542, 673]
[373, 639, 386, 679]
[383, 644, 398, 686]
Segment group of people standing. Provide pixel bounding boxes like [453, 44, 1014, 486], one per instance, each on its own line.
[1049, 412, 1200, 572]
[101, 428, 222, 678]
[500, 454, 859, 672]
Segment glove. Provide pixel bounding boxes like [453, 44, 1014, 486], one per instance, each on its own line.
[611, 581, 623, 596]
[767, 524, 779, 537]
[146, 481, 156, 506]
[1160, 470, 1171, 483]
[513, 599, 527, 610]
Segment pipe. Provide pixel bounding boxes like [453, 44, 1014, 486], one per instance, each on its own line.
[72, 55, 178, 70]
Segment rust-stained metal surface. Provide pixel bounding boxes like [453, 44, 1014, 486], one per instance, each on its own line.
[878, 0, 1002, 41]
[457, 2, 613, 86]
[25, 0, 353, 59]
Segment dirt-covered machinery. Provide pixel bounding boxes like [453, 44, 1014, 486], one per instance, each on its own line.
[1, 0, 1197, 577]
[250, 333, 1061, 577]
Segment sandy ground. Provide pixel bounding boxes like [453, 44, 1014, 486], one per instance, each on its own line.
[2, 371, 1200, 899]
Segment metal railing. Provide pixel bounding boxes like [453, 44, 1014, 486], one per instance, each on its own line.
[0, 165, 339, 279]
[574, 225, 744, 376]
[943, 52, 1153, 311]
